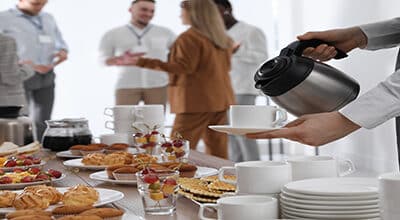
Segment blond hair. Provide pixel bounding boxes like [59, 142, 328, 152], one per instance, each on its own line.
[185, 0, 232, 49]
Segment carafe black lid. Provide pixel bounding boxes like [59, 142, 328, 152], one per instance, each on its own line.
[255, 56, 314, 96]
[0, 106, 22, 118]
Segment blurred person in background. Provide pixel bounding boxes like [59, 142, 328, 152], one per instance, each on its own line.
[0, 34, 34, 107]
[99, 0, 175, 108]
[114, 0, 235, 159]
[0, 0, 68, 141]
[214, 0, 268, 162]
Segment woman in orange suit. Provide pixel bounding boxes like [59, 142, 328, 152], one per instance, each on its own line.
[116, 0, 235, 159]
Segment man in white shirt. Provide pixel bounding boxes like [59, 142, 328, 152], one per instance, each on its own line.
[247, 19, 400, 158]
[99, 0, 175, 106]
[214, 0, 268, 162]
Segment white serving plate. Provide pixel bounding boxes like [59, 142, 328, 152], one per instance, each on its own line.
[89, 166, 218, 185]
[280, 194, 379, 206]
[280, 199, 379, 211]
[0, 174, 66, 190]
[284, 177, 378, 196]
[281, 203, 380, 215]
[0, 160, 46, 172]
[63, 158, 107, 170]
[56, 150, 82, 158]
[208, 125, 284, 136]
[281, 189, 379, 201]
[282, 209, 380, 219]
[0, 187, 124, 213]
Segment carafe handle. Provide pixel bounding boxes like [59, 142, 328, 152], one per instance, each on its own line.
[280, 39, 348, 59]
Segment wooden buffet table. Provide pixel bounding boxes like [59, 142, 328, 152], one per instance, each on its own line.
[40, 149, 234, 220]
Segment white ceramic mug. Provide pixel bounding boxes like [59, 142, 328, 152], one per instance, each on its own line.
[104, 105, 136, 120]
[219, 161, 292, 194]
[198, 195, 278, 220]
[229, 105, 287, 128]
[105, 120, 134, 133]
[379, 172, 400, 220]
[131, 105, 164, 132]
[99, 133, 132, 145]
[286, 155, 355, 181]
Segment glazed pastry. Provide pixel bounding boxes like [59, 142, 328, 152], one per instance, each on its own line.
[112, 166, 140, 180]
[106, 164, 128, 179]
[81, 144, 104, 151]
[107, 143, 129, 151]
[62, 185, 99, 206]
[168, 163, 198, 178]
[57, 215, 102, 220]
[0, 190, 16, 208]
[70, 145, 86, 150]
[10, 215, 52, 220]
[24, 185, 62, 205]
[79, 207, 124, 218]
[6, 209, 51, 219]
[113, 166, 140, 174]
[82, 153, 106, 165]
[13, 192, 50, 210]
[88, 143, 108, 149]
[52, 205, 94, 215]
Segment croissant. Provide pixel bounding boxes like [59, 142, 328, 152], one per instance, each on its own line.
[62, 185, 99, 206]
[0, 191, 16, 208]
[24, 185, 62, 205]
[13, 192, 50, 210]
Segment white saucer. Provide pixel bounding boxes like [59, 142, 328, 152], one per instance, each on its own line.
[280, 199, 379, 211]
[282, 209, 380, 219]
[208, 125, 284, 135]
[281, 204, 379, 215]
[281, 189, 378, 201]
[284, 177, 378, 196]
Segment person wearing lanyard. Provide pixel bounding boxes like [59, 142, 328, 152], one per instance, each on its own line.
[99, 0, 176, 108]
[214, 0, 268, 162]
[0, 0, 68, 141]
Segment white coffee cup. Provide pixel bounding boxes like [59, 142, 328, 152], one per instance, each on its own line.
[104, 105, 136, 120]
[379, 172, 400, 220]
[105, 120, 134, 133]
[287, 155, 355, 181]
[99, 133, 132, 145]
[131, 105, 164, 132]
[219, 161, 292, 194]
[229, 105, 287, 128]
[198, 195, 278, 220]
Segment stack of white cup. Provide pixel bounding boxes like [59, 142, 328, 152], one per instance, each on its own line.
[102, 105, 164, 146]
[379, 172, 400, 220]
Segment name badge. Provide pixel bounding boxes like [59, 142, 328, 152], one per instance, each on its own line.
[38, 35, 53, 44]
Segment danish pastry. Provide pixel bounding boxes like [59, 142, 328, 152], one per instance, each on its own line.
[24, 185, 62, 205]
[13, 191, 50, 210]
[0, 190, 16, 208]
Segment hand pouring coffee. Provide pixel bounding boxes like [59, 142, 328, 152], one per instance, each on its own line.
[254, 39, 360, 116]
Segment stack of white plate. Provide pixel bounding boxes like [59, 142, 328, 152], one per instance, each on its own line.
[280, 177, 380, 219]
